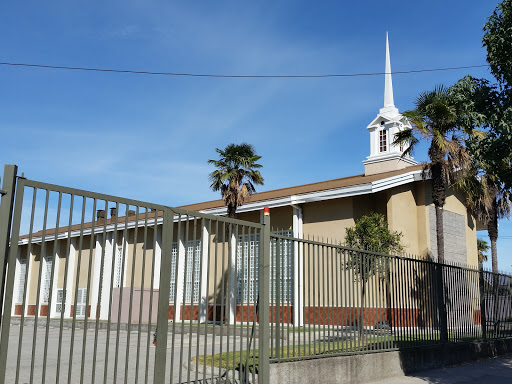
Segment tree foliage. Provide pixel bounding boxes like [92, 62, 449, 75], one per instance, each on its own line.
[344, 212, 403, 282]
[483, 0, 512, 91]
[208, 143, 264, 218]
[477, 239, 490, 263]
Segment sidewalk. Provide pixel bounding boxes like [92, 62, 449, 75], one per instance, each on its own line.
[370, 354, 512, 383]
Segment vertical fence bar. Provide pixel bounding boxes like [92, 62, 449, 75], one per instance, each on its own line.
[258, 208, 270, 383]
[479, 265, 488, 341]
[154, 208, 174, 384]
[0, 173, 23, 384]
[0, 164, 17, 326]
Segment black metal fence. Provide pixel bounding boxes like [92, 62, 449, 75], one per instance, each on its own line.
[268, 234, 512, 363]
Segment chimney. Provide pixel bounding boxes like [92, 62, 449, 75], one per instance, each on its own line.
[97, 210, 105, 224]
[110, 207, 117, 218]
[128, 210, 136, 216]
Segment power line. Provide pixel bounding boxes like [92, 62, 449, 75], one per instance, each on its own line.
[0, 61, 491, 79]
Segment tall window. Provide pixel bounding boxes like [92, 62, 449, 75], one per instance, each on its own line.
[113, 245, 123, 288]
[56, 289, 65, 314]
[17, 259, 27, 303]
[75, 288, 87, 317]
[42, 256, 53, 303]
[237, 234, 259, 303]
[169, 241, 202, 303]
[236, 231, 294, 303]
[379, 130, 387, 152]
[271, 232, 294, 303]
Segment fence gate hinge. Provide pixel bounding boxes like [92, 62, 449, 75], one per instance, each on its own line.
[0, 190, 6, 196]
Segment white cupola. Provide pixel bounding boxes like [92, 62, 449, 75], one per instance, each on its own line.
[363, 33, 417, 176]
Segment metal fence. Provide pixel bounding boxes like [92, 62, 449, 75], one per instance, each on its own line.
[268, 233, 512, 363]
[0, 165, 270, 384]
[1, 164, 512, 383]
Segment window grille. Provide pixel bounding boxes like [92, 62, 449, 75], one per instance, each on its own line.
[17, 259, 27, 303]
[42, 256, 53, 303]
[75, 288, 87, 317]
[56, 289, 65, 314]
[379, 130, 387, 152]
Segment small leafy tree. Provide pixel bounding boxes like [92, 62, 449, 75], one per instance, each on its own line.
[344, 213, 403, 337]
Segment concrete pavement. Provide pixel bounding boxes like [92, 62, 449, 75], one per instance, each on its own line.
[369, 354, 512, 384]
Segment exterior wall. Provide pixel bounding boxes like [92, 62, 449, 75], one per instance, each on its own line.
[364, 159, 413, 176]
[302, 198, 355, 243]
[11, 179, 479, 324]
[386, 184, 420, 255]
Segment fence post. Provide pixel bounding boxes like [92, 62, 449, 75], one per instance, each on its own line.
[436, 262, 448, 343]
[154, 207, 175, 384]
[258, 207, 271, 383]
[478, 263, 487, 340]
[0, 164, 18, 324]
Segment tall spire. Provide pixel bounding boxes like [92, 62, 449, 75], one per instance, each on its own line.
[380, 32, 398, 117]
[384, 32, 394, 108]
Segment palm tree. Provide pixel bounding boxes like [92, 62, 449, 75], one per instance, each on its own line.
[477, 239, 490, 264]
[393, 85, 471, 263]
[455, 171, 510, 272]
[208, 143, 264, 218]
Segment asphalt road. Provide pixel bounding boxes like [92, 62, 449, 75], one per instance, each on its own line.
[3, 324, 257, 384]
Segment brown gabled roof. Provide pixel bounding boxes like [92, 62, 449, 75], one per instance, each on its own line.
[179, 164, 424, 211]
[19, 164, 423, 240]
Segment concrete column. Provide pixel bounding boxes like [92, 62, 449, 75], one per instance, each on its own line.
[99, 233, 114, 320]
[153, 227, 162, 289]
[293, 206, 304, 326]
[89, 234, 103, 319]
[49, 247, 60, 318]
[24, 248, 35, 316]
[199, 221, 209, 323]
[11, 249, 22, 315]
[228, 231, 237, 324]
[64, 238, 77, 318]
[174, 231, 186, 321]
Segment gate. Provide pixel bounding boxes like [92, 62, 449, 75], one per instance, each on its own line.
[0, 165, 270, 384]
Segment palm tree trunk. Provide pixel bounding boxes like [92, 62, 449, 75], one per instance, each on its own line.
[488, 198, 499, 335]
[488, 198, 499, 274]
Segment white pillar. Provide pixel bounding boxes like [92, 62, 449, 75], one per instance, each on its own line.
[49, 246, 60, 318]
[174, 231, 186, 322]
[11, 248, 22, 316]
[24, 248, 34, 316]
[228, 231, 237, 324]
[199, 222, 209, 323]
[90, 234, 103, 319]
[293, 206, 304, 326]
[153, 227, 162, 289]
[64, 239, 77, 318]
[99, 233, 114, 320]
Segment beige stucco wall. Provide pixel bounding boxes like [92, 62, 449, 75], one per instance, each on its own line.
[303, 198, 355, 243]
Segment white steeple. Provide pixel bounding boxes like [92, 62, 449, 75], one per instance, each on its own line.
[380, 32, 399, 117]
[363, 33, 416, 176]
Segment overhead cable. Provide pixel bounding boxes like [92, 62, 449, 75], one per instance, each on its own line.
[0, 61, 491, 79]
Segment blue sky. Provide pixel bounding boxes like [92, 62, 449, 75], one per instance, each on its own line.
[0, 1, 509, 271]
